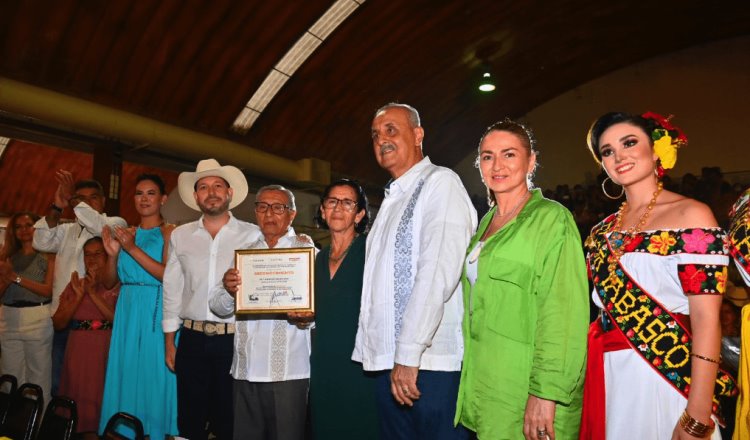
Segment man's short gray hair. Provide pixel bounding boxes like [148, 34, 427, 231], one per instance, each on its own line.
[374, 103, 421, 128]
[256, 185, 296, 211]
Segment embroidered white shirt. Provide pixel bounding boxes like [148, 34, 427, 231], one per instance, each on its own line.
[162, 212, 261, 333]
[352, 157, 477, 371]
[33, 202, 127, 314]
[209, 228, 315, 382]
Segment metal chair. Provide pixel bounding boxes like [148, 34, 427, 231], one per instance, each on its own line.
[0, 374, 17, 426]
[0, 382, 43, 440]
[37, 395, 77, 440]
[101, 412, 145, 440]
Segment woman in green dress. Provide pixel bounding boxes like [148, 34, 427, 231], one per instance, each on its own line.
[310, 178, 378, 439]
[454, 119, 589, 440]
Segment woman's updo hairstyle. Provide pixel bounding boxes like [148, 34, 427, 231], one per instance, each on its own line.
[474, 118, 539, 207]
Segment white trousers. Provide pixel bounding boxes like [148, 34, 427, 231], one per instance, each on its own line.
[0, 304, 53, 406]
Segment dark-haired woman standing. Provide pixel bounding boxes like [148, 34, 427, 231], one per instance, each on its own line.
[580, 112, 735, 439]
[309, 179, 378, 439]
[99, 174, 177, 439]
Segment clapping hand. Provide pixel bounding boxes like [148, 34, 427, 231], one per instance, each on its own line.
[54, 170, 75, 209]
[69, 272, 86, 301]
[111, 226, 137, 252]
[101, 226, 121, 256]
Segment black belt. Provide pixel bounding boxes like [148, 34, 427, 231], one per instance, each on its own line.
[4, 300, 51, 308]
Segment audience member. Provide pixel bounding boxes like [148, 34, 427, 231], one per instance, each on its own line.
[33, 171, 126, 393]
[0, 212, 55, 403]
[99, 174, 177, 439]
[53, 237, 117, 439]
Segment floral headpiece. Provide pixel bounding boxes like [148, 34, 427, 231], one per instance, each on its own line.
[641, 111, 688, 178]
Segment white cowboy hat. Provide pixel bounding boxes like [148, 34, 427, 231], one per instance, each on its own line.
[177, 159, 248, 211]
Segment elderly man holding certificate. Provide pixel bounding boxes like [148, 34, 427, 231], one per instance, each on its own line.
[210, 184, 315, 440]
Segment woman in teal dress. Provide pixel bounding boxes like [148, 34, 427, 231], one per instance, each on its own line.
[99, 174, 177, 439]
[310, 178, 378, 439]
[454, 120, 589, 440]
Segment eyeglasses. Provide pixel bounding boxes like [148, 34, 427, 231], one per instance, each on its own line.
[254, 202, 290, 215]
[322, 197, 358, 212]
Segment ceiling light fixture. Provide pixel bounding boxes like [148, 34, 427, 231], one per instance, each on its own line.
[231, 0, 365, 134]
[478, 72, 496, 92]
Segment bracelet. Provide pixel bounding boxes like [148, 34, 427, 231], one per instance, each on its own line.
[50, 203, 63, 213]
[691, 353, 719, 364]
[679, 409, 715, 437]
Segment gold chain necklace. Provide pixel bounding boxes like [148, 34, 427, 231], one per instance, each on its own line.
[482, 191, 530, 241]
[495, 191, 530, 219]
[608, 181, 663, 270]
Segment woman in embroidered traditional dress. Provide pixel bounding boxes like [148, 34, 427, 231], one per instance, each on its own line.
[727, 187, 750, 439]
[309, 178, 378, 439]
[0, 212, 55, 402]
[99, 174, 178, 439]
[454, 119, 589, 440]
[53, 237, 118, 439]
[580, 112, 736, 440]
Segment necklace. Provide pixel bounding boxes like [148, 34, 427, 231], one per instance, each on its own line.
[495, 191, 530, 219]
[329, 235, 357, 264]
[608, 181, 663, 271]
[139, 220, 165, 229]
[481, 191, 530, 241]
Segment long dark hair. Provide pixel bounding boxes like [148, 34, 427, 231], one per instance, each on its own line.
[314, 179, 370, 234]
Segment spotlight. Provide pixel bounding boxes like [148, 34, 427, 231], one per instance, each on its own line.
[478, 72, 496, 92]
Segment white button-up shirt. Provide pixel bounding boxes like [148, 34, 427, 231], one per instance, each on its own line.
[209, 228, 315, 382]
[162, 212, 261, 333]
[353, 157, 477, 371]
[33, 202, 127, 313]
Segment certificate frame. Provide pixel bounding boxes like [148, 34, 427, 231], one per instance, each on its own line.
[234, 247, 315, 314]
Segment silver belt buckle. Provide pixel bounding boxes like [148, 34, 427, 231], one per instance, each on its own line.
[204, 322, 218, 336]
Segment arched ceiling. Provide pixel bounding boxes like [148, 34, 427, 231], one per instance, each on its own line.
[1, 0, 749, 190]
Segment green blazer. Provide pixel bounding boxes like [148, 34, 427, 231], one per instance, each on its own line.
[455, 189, 588, 439]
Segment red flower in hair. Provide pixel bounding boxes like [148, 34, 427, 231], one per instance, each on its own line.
[642, 111, 674, 130]
[642, 111, 688, 144]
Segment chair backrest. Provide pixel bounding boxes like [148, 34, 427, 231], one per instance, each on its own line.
[0, 383, 43, 440]
[0, 374, 18, 426]
[37, 396, 77, 440]
[102, 412, 145, 440]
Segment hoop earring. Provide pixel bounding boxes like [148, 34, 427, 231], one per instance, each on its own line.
[601, 177, 624, 200]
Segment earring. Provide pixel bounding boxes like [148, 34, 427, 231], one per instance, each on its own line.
[601, 177, 624, 200]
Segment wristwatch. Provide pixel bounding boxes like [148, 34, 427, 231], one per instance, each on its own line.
[14, 276, 21, 285]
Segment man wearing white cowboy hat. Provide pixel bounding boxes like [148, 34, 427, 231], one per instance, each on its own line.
[163, 158, 261, 440]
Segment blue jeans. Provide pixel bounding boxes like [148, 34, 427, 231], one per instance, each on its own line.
[375, 370, 469, 440]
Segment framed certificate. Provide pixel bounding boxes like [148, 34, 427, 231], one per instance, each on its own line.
[235, 247, 315, 314]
